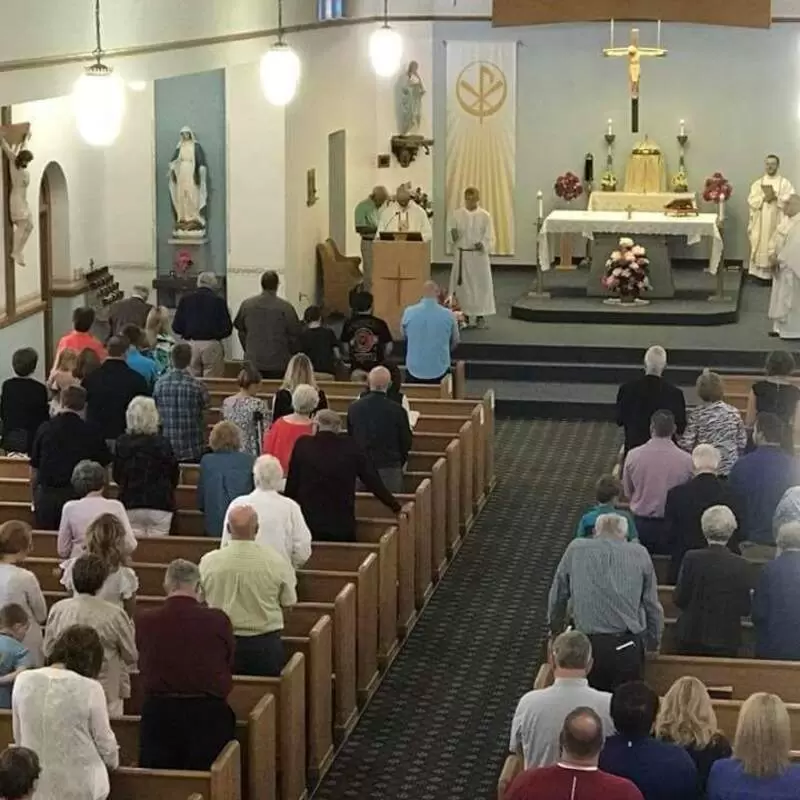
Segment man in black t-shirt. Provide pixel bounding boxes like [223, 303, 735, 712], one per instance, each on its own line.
[299, 306, 340, 376]
[340, 291, 393, 372]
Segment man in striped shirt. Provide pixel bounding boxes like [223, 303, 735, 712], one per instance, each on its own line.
[548, 513, 664, 692]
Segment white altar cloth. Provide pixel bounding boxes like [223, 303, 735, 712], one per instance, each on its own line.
[539, 210, 723, 274]
[587, 192, 697, 213]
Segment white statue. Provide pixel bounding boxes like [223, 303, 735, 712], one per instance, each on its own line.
[168, 126, 208, 238]
[0, 129, 34, 266]
[397, 61, 426, 136]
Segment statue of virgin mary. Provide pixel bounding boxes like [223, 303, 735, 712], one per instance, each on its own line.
[168, 126, 208, 237]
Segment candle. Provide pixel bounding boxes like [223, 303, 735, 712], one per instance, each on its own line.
[610, 18, 615, 48]
[607, 118, 613, 136]
[537, 191, 544, 220]
[718, 197, 725, 223]
[657, 20, 662, 49]
[679, 119, 686, 137]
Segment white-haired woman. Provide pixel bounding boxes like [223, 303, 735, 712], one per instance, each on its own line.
[221, 454, 311, 568]
[143, 305, 174, 376]
[263, 384, 318, 473]
[271, 354, 328, 422]
[708, 692, 800, 798]
[113, 396, 179, 537]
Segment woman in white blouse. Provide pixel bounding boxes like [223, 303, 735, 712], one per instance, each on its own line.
[13, 625, 119, 800]
[0, 521, 47, 666]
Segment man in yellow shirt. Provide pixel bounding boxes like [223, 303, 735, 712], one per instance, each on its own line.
[199, 504, 297, 676]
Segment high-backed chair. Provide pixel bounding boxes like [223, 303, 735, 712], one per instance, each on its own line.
[316, 239, 362, 316]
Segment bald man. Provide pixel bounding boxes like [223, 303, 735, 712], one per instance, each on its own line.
[347, 366, 413, 493]
[199, 503, 297, 677]
[401, 281, 459, 384]
[355, 185, 389, 289]
[378, 185, 432, 242]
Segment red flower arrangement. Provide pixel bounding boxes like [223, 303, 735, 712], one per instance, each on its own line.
[175, 249, 194, 276]
[702, 172, 733, 203]
[603, 237, 651, 303]
[554, 172, 584, 202]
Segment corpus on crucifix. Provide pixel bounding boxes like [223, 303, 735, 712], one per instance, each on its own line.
[603, 22, 667, 133]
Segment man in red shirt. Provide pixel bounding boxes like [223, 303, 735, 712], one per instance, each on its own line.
[506, 707, 643, 800]
[55, 307, 107, 361]
[136, 558, 235, 771]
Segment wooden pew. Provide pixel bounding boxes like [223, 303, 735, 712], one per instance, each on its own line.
[647, 654, 800, 702]
[0, 712, 243, 800]
[129, 654, 305, 800]
[662, 617, 755, 656]
[652, 553, 768, 586]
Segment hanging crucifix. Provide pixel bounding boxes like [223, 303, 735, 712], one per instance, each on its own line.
[603, 22, 667, 133]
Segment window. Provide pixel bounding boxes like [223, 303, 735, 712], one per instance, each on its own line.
[317, 0, 345, 21]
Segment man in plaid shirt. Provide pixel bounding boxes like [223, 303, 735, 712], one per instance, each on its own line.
[153, 342, 210, 462]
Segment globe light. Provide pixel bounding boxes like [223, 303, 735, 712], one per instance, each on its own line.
[260, 42, 302, 106]
[369, 24, 403, 77]
[73, 64, 125, 147]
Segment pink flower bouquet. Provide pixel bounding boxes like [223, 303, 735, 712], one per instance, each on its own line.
[554, 172, 584, 203]
[702, 172, 733, 203]
[603, 237, 651, 301]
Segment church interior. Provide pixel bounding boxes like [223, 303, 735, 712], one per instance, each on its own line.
[2, 0, 800, 798]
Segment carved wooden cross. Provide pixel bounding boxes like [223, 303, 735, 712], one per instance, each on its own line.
[380, 260, 417, 307]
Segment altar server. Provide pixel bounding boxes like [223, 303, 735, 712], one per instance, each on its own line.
[378, 185, 432, 242]
[448, 187, 496, 328]
[748, 154, 795, 282]
[768, 194, 800, 339]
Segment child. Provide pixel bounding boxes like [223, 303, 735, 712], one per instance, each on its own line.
[46, 348, 79, 415]
[121, 323, 159, 389]
[340, 291, 393, 373]
[0, 348, 48, 455]
[144, 305, 175, 376]
[575, 474, 638, 541]
[299, 306, 340, 377]
[0, 603, 31, 709]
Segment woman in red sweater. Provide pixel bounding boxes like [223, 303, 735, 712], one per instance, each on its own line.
[263, 383, 318, 473]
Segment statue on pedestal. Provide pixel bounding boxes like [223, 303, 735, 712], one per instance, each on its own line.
[0, 123, 34, 266]
[397, 61, 426, 136]
[168, 127, 208, 239]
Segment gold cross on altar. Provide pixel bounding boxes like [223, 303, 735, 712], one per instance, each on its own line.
[380, 260, 417, 307]
[603, 23, 667, 133]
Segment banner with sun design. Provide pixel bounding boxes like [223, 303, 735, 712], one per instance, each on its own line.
[446, 41, 516, 255]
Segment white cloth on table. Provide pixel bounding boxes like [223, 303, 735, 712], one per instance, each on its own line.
[0, 563, 47, 666]
[378, 200, 432, 242]
[768, 214, 800, 338]
[587, 192, 696, 213]
[13, 666, 119, 800]
[447, 206, 496, 317]
[538, 210, 723, 274]
[748, 174, 795, 280]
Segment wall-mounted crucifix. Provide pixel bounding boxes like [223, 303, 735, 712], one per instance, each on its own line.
[603, 22, 667, 134]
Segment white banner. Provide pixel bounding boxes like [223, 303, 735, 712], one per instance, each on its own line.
[445, 41, 516, 255]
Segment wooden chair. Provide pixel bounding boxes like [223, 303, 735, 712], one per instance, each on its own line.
[316, 239, 362, 316]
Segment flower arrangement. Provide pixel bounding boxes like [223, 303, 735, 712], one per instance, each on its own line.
[174, 249, 194, 276]
[410, 186, 434, 218]
[603, 237, 651, 303]
[702, 172, 733, 203]
[600, 170, 617, 192]
[671, 168, 689, 193]
[554, 172, 584, 202]
[437, 285, 466, 328]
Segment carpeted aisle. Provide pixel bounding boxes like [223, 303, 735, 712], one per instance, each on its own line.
[313, 420, 621, 800]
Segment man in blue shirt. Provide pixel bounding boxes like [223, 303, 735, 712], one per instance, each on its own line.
[599, 681, 697, 800]
[121, 324, 159, 390]
[729, 412, 799, 558]
[401, 281, 459, 384]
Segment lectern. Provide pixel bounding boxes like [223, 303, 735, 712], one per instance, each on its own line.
[372, 236, 431, 337]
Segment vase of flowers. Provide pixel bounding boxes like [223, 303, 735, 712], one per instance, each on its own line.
[553, 172, 584, 268]
[603, 237, 651, 305]
[174, 249, 194, 278]
[702, 172, 733, 204]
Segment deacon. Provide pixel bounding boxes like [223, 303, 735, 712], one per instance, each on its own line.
[448, 187, 496, 328]
[354, 185, 388, 289]
[378, 185, 432, 242]
[767, 194, 800, 339]
[747, 154, 795, 282]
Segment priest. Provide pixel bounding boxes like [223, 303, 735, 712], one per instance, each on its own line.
[448, 187, 496, 328]
[748, 154, 795, 282]
[378, 185, 432, 241]
[768, 194, 800, 339]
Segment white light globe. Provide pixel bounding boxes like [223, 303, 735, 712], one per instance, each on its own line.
[73, 66, 125, 147]
[369, 25, 403, 77]
[260, 43, 301, 106]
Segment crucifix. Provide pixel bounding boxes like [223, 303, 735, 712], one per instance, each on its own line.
[603, 22, 667, 134]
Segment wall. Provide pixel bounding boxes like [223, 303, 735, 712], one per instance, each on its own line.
[432, 20, 800, 263]
[0, 313, 46, 382]
[154, 70, 227, 277]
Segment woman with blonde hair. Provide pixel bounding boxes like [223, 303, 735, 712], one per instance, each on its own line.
[143, 305, 174, 376]
[655, 676, 731, 793]
[272, 353, 328, 422]
[47, 348, 79, 415]
[708, 692, 800, 798]
[222, 362, 270, 456]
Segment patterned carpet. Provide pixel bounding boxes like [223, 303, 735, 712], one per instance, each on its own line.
[313, 420, 621, 800]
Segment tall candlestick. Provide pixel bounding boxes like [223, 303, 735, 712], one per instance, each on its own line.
[679, 119, 686, 137]
[718, 197, 725, 223]
[657, 20, 662, 49]
[610, 18, 615, 48]
[607, 118, 613, 136]
[537, 191, 544, 220]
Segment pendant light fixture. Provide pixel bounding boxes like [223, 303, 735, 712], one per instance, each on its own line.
[370, 0, 403, 77]
[73, 0, 125, 146]
[260, 0, 302, 106]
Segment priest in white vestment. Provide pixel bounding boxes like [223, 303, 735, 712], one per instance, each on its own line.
[768, 194, 800, 339]
[747, 154, 795, 281]
[378, 185, 432, 241]
[448, 187, 496, 327]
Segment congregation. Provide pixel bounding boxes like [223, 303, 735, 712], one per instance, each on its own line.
[503, 344, 800, 799]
